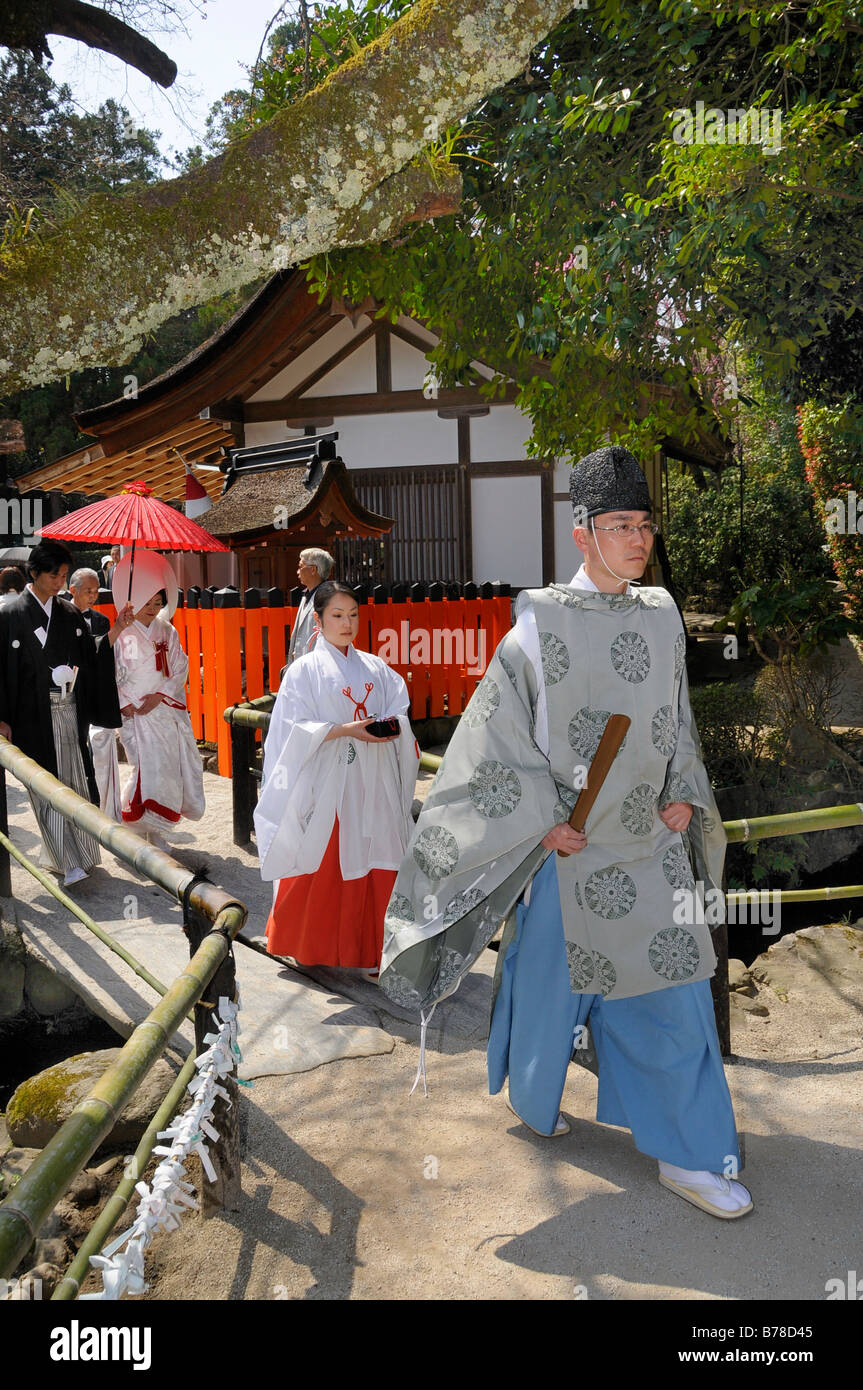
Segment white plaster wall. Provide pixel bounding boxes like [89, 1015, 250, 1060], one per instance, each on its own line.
[469, 405, 534, 463]
[247, 315, 369, 401]
[331, 411, 458, 469]
[555, 500, 584, 583]
[471, 475, 543, 587]
[304, 337, 375, 396]
[390, 333, 431, 391]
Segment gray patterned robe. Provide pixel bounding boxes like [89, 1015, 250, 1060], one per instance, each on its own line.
[378, 584, 726, 1016]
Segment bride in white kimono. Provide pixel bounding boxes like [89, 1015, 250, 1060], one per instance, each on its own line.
[111, 552, 205, 842]
[255, 581, 419, 971]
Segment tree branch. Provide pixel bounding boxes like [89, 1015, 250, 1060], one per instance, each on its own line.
[0, 0, 574, 393]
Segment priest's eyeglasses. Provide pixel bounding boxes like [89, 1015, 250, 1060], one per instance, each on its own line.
[592, 521, 660, 538]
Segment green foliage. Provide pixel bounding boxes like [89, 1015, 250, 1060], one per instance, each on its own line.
[728, 571, 859, 657]
[798, 396, 863, 629]
[689, 680, 773, 785]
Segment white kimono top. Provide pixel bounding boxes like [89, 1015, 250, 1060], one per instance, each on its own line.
[114, 616, 205, 827]
[255, 636, 420, 882]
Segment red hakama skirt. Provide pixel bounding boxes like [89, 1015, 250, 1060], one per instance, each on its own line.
[265, 817, 396, 968]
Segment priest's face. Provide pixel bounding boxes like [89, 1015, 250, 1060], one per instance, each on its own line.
[297, 556, 320, 590]
[573, 509, 654, 589]
[318, 594, 359, 651]
[72, 577, 99, 611]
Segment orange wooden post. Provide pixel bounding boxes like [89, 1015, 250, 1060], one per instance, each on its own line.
[492, 582, 512, 652]
[266, 588, 288, 692]
[353, 585, 371, 653]
[408, 583, 430, 720]
[199, 589, 218, 745]
[443, 583, 467, 716]
[243, 589, 265, 702]
[462, 582, 484, 705]
[426, 584, 448, 718]
[212, 588, 243, 776]
[184, 588, 203, 740]
[385, 583, 412, 706]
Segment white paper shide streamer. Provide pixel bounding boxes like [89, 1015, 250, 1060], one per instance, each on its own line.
[80, 995, 242, 1300]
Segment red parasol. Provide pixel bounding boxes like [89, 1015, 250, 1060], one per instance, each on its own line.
[38, 480, 229, 551]
[38, 480, 229, 602]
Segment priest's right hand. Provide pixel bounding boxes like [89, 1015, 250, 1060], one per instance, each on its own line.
[542, 824, 587, 853]
[0, 721, 11, 741]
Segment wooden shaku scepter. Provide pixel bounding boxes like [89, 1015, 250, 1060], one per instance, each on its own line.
[557, 713, 631, 857]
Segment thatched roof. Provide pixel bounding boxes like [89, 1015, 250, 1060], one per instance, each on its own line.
[201, 459, 393, 540]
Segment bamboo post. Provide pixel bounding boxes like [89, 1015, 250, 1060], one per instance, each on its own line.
[0, 757, 10, 897]
[182, 897, 241, 1216]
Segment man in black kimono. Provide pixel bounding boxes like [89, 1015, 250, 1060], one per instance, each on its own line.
[0, 540, 131, 885]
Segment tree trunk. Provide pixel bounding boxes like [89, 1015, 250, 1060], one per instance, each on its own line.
[0, 0, 574, 394]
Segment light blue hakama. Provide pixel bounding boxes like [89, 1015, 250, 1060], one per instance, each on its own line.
[487, 854, 741, 1170]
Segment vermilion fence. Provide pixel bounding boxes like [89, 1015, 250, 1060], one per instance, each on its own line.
[95, 581, 512, 776]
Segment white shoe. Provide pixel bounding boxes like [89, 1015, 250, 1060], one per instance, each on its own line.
[658, 1162, 753, 1219]
[63, 867, 89, 887]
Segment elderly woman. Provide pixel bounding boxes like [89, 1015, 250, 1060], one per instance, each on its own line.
[111, 552, 204, 847]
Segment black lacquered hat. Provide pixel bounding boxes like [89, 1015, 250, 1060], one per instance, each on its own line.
[570, 445, 652, 522]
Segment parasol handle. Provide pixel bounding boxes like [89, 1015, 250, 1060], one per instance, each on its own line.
[557, 714, 631, 857]
[126, 538, 136, 604]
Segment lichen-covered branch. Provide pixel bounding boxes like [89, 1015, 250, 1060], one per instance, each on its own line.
[0, 0, 574, 393]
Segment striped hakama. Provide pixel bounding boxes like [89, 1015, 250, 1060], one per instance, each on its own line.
[28, 690, 101, 876]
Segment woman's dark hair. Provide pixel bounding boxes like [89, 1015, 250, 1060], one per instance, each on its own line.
[0, 566, 25, 594]
[27, 539, 74, 579]
[313, 580, 357, 617]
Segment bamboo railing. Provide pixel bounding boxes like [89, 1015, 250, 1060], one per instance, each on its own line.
[0, 735, 247, 1288]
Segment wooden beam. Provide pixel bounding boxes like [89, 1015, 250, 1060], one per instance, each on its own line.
[540, 462, 554, 585]
[389, 321, 438, 357]
[279, 322, 376, 403]
[244, 384, 519, 422]
[467, 458, 545, 477]
[374, 322, 392, 393]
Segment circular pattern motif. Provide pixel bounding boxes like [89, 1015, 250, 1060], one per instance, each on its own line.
[651, 704, 677, 757]
[702, 813, 716, 833]
[567, 706, 626, 761]
[661, 842, 696, 890]
[538, 631, 570, 685]
[462, 677, 501, 729]
[497, 651, 519, 689]
[380, 968, 423, 1010]
[620, 783, 658, 836]
[648, 927, 700, 981]
[584, 865, 637, 919]
[436, 947, 467, 996]
[443, 885, 485, 927]
[385, 892, 415, 930]
[662, 772, 695, 807]
[346, 741, 357, 764]
[673, 631, 686, 681]
[468, 760, 522, 818]
[610, 630, 651, 684]
[592, 951, 618, 996]
[413, 825, 459, 881]
[565, 941, 596, 990]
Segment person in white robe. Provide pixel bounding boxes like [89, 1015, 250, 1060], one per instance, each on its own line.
[111, 552, 205, 844]
[256, 580, 419, 970]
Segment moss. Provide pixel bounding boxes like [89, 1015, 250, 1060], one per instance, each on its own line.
[0, 0, 571, 392]
[6, 1052, 94, 1128]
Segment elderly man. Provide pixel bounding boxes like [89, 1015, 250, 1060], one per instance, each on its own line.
[379, 446, 752, 1221]
[287, 548, 334, 666]
[68, 567, 128, 819]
